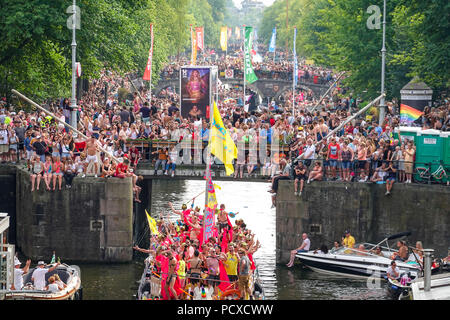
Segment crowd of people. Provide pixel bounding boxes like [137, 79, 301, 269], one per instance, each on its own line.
[161, 49, 335, 85]
[0, 43, 448, 204]
[133, 202, 262, 300]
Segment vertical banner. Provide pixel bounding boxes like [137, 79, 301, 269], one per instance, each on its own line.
[195, 27, 204, 51]
[235, 26, 240, 39]
[180, 67, 211, 119]
[203, 206, 215, 243]
[228, 27, 232, 39]
[220, 26, 228, 52]
[244, 26, 258, 84]
[203, 168, 217, 243]
[293, 27, 298, 87]
[269, 27, 276, 53]
[142, 23, 154, 81]
[190, 26, 197, 65]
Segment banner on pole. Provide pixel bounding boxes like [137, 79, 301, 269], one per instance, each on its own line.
[235, 26, 240, 39]
[190, 27, 197, 65]
[269, 27, 276, 53]
[220, 26, 228, 52]
[244, 26, 258, 84]
[293, 27, 298, 87]
[195, 27, 204, 51]
[142, 23, 154, 81]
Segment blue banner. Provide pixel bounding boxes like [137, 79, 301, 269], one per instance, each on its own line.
[269, 27, 276, 53]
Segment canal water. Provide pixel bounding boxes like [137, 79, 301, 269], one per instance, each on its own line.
[78, 179, 389, 300]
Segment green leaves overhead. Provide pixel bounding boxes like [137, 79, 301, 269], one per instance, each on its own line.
[0, 0, 227, 102]
[259, 0, 450, 100]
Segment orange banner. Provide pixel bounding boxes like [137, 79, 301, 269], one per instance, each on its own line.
[142, 23, 154, 81]
[195, 27, 204, 51]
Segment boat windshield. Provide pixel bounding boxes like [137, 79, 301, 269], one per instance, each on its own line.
[331, 244, 384, 257]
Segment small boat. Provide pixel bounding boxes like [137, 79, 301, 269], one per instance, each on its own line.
[4, 263, 82, 300]
[386, 273, 413, 300]
[136, 257, 161, 300]
[295, 232, 436, 280]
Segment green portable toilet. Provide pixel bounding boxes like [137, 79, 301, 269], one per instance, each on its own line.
[416, 129, 443, 165]
[394, 126, 422, 145]
[414, 129, 443, 181]
[441, 131, 450, 174]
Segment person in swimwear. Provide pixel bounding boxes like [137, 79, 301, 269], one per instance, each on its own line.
[186, 70, 206, 104]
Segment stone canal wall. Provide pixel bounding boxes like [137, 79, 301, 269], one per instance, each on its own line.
[4, 165, 133, 263]
[276, 181, 450, 263]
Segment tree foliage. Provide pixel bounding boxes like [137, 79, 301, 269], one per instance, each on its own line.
[0, 0, 228, 103]
[259, 0, 450, 99]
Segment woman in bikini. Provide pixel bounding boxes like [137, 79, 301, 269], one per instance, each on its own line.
[187, 250, 203, 286]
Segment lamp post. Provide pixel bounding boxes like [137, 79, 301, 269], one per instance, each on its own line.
[70, 0, 78, 138]
[379, 0, 387, 126]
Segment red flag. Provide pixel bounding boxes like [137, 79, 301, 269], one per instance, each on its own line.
[218, 261, 231, 292]
[143, 23, 154, 81]
[195, 27, 204, 51]
[221, 231, 228, 253]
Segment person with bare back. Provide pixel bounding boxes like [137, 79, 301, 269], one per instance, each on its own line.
[85, 136, 100, 177]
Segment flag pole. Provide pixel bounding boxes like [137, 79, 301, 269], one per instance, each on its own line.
[292, 26, 296, 118]
[243, 25, 246, 112]
[149, 23, 153, 106]
[190, 24, 193, 65]
[204, 70, 214, 243]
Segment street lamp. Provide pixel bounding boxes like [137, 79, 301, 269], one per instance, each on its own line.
[379, 0, 387, 125]
[67, 0, 80, 138]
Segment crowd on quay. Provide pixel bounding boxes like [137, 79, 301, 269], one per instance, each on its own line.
[133, 202, 262, 300]
[0, 43, 448, 203]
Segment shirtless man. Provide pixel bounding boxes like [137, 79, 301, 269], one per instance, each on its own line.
[85, 137, 100, 176]
[165, 251, 178, 300]
[217, 204, 230, 235]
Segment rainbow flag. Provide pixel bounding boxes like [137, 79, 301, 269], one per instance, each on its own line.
[400, 104, 423, 124]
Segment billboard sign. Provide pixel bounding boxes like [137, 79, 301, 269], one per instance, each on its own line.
[180, 66, 212, 120]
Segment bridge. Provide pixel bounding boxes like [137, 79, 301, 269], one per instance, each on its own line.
[154, 77, 329, 102]
[128, 69, 331, 102]
[135, 162, 269, 182]
[154, 74, 330, 101]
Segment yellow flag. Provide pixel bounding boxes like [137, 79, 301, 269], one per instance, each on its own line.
[210, 101, 237, 175]
[220, 26, 228, 52]
[145, 210, 159, 236]
[191, 28, 197, 65]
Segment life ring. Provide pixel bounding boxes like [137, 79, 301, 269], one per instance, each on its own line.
[220, 289, 241, 300]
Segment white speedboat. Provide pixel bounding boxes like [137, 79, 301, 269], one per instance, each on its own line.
[4, 263, 82, 300]
[295, 232, 428, 280]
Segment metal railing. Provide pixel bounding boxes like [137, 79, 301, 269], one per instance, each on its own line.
[293, 159, 450, 185]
